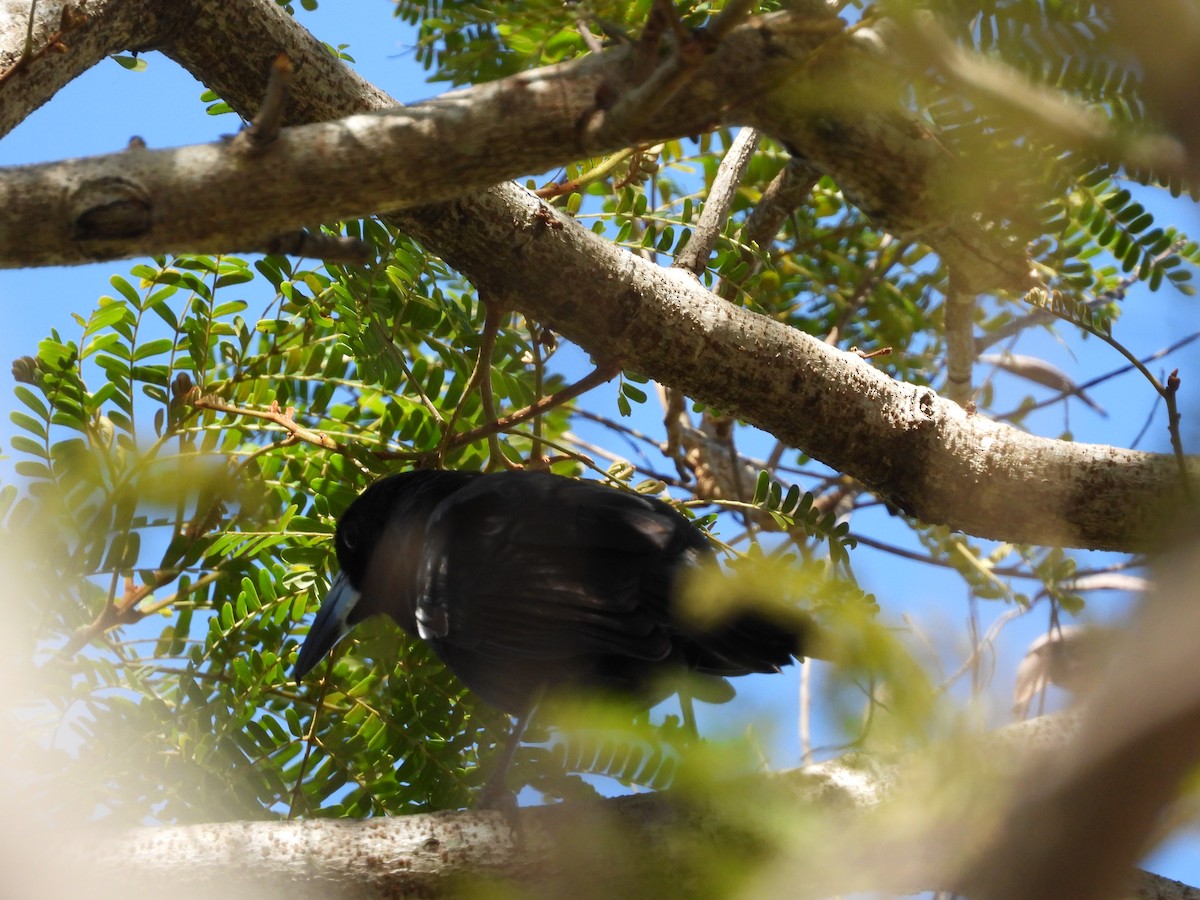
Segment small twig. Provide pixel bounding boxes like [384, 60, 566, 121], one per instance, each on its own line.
[708, 0, 760, 41]
[1163, 368, 1193, 499]
[0, 1, 88, 87]
[61, 569, 225, 657]
[660, 386, 692, 481]
[654, 0, 689, 45]
[1130, 390, 1163, 451]
[289, 656, 337, 819]
[851, 346, 893, 361]
[939, 605, 1029, 696]
[563, 431, 689, 489]
[526, 324, 547, 462]
[535, 147, 639, 199]
[799, 655, 813, 765]
[20, 0, 38, 65]
[1027, 291, 1166, 396]
[360, 300, 446, 427]
[577, 404, 677, 453]
[451, 364, 619, 451]
[765, 440, 787, 473]
[618, 147, 668, 191]
[136, 570, 227, 618]
[674, 127, 761, 275]
[977, 274, 1143, 355]
[475, 307, 509, 469]
[967, 593, 984, 697]
[848, 530, 1084, 582]
[436, 300, 507, 467]
[242, 53, 293, 148]
[190, 394, 341, 451]
[714, 411, 754, 535]
[575, 17, 607, 54]
[719, 161, 822, 299]
[995, 330, 1200, 421]
[748, 159, 818, 243]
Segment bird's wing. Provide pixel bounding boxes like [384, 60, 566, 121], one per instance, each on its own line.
[415, 472, 702, 662]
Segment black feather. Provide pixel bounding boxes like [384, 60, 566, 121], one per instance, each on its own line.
[294, 469, 809, 800]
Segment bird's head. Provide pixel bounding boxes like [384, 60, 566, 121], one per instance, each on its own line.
[292, 470, 474, 681]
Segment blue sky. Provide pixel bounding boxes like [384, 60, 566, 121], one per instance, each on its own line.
[2, 0, 1198, 886]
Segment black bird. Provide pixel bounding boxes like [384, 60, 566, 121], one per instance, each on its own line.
[294, 469, 807, 801]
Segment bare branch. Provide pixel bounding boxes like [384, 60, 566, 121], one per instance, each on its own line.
[674, 127, 760, 276]
[189, 394, 341, 451]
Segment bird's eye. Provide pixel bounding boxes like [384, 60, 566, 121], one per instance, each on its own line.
[340, 519, 360, 550]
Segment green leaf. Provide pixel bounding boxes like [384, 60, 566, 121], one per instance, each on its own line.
[82, 332, 124, 359]
[111, 54, 148, 72]
[109, 275, 141, 306]
[621, 382, 647, 404]
[38, 338, 77, 369]
[752, 471, 769, 505]
[10, 411, 47, 440]
[147, 299, 179, 330]
[14, 460, 51, 480]
[213, 300, 249, 317]
[10, 435, 47, 458]
[14, 386, 48, 419]
[133, 338, 175, 361]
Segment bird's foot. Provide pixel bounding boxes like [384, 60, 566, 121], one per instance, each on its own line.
[476, 781, 522, 839]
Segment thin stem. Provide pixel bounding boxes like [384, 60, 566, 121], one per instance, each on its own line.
[995, 330, 1200, 420]
[289, 656, 337, 819]
[535, 148, 639, 199]
[436, 300, 507, 467]
[190, 395, 341, 451]
[450, 364, 619, 450]
[708, 0, 759, 40]
[1163, 368, 1193, 500]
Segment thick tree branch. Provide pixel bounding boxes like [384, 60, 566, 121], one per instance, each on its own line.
[70, 715, 1066, 898]
[71, 703, 1198, 899]
[0, 5, 830, 266]
[1, 2, 1035, 290]
[0, 0, 188, 135]
[405, 185, 1192, 551]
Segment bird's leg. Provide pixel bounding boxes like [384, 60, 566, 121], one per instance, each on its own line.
[679, 688, 698, 740]
[477, 697, 540, 818]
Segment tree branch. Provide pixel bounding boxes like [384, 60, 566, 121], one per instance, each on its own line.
[69, 704, 1198, 899]
[404, 184, 1192, 551]
[189, 394, 341, 451]
[1, 2, 1035, 290]
[0, 0, 1188, 551]
[69, 714, 1063, 897]
[673, 126, 760, 276]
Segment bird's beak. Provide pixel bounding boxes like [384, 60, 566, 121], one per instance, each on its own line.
[293, 571, 361, 680]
